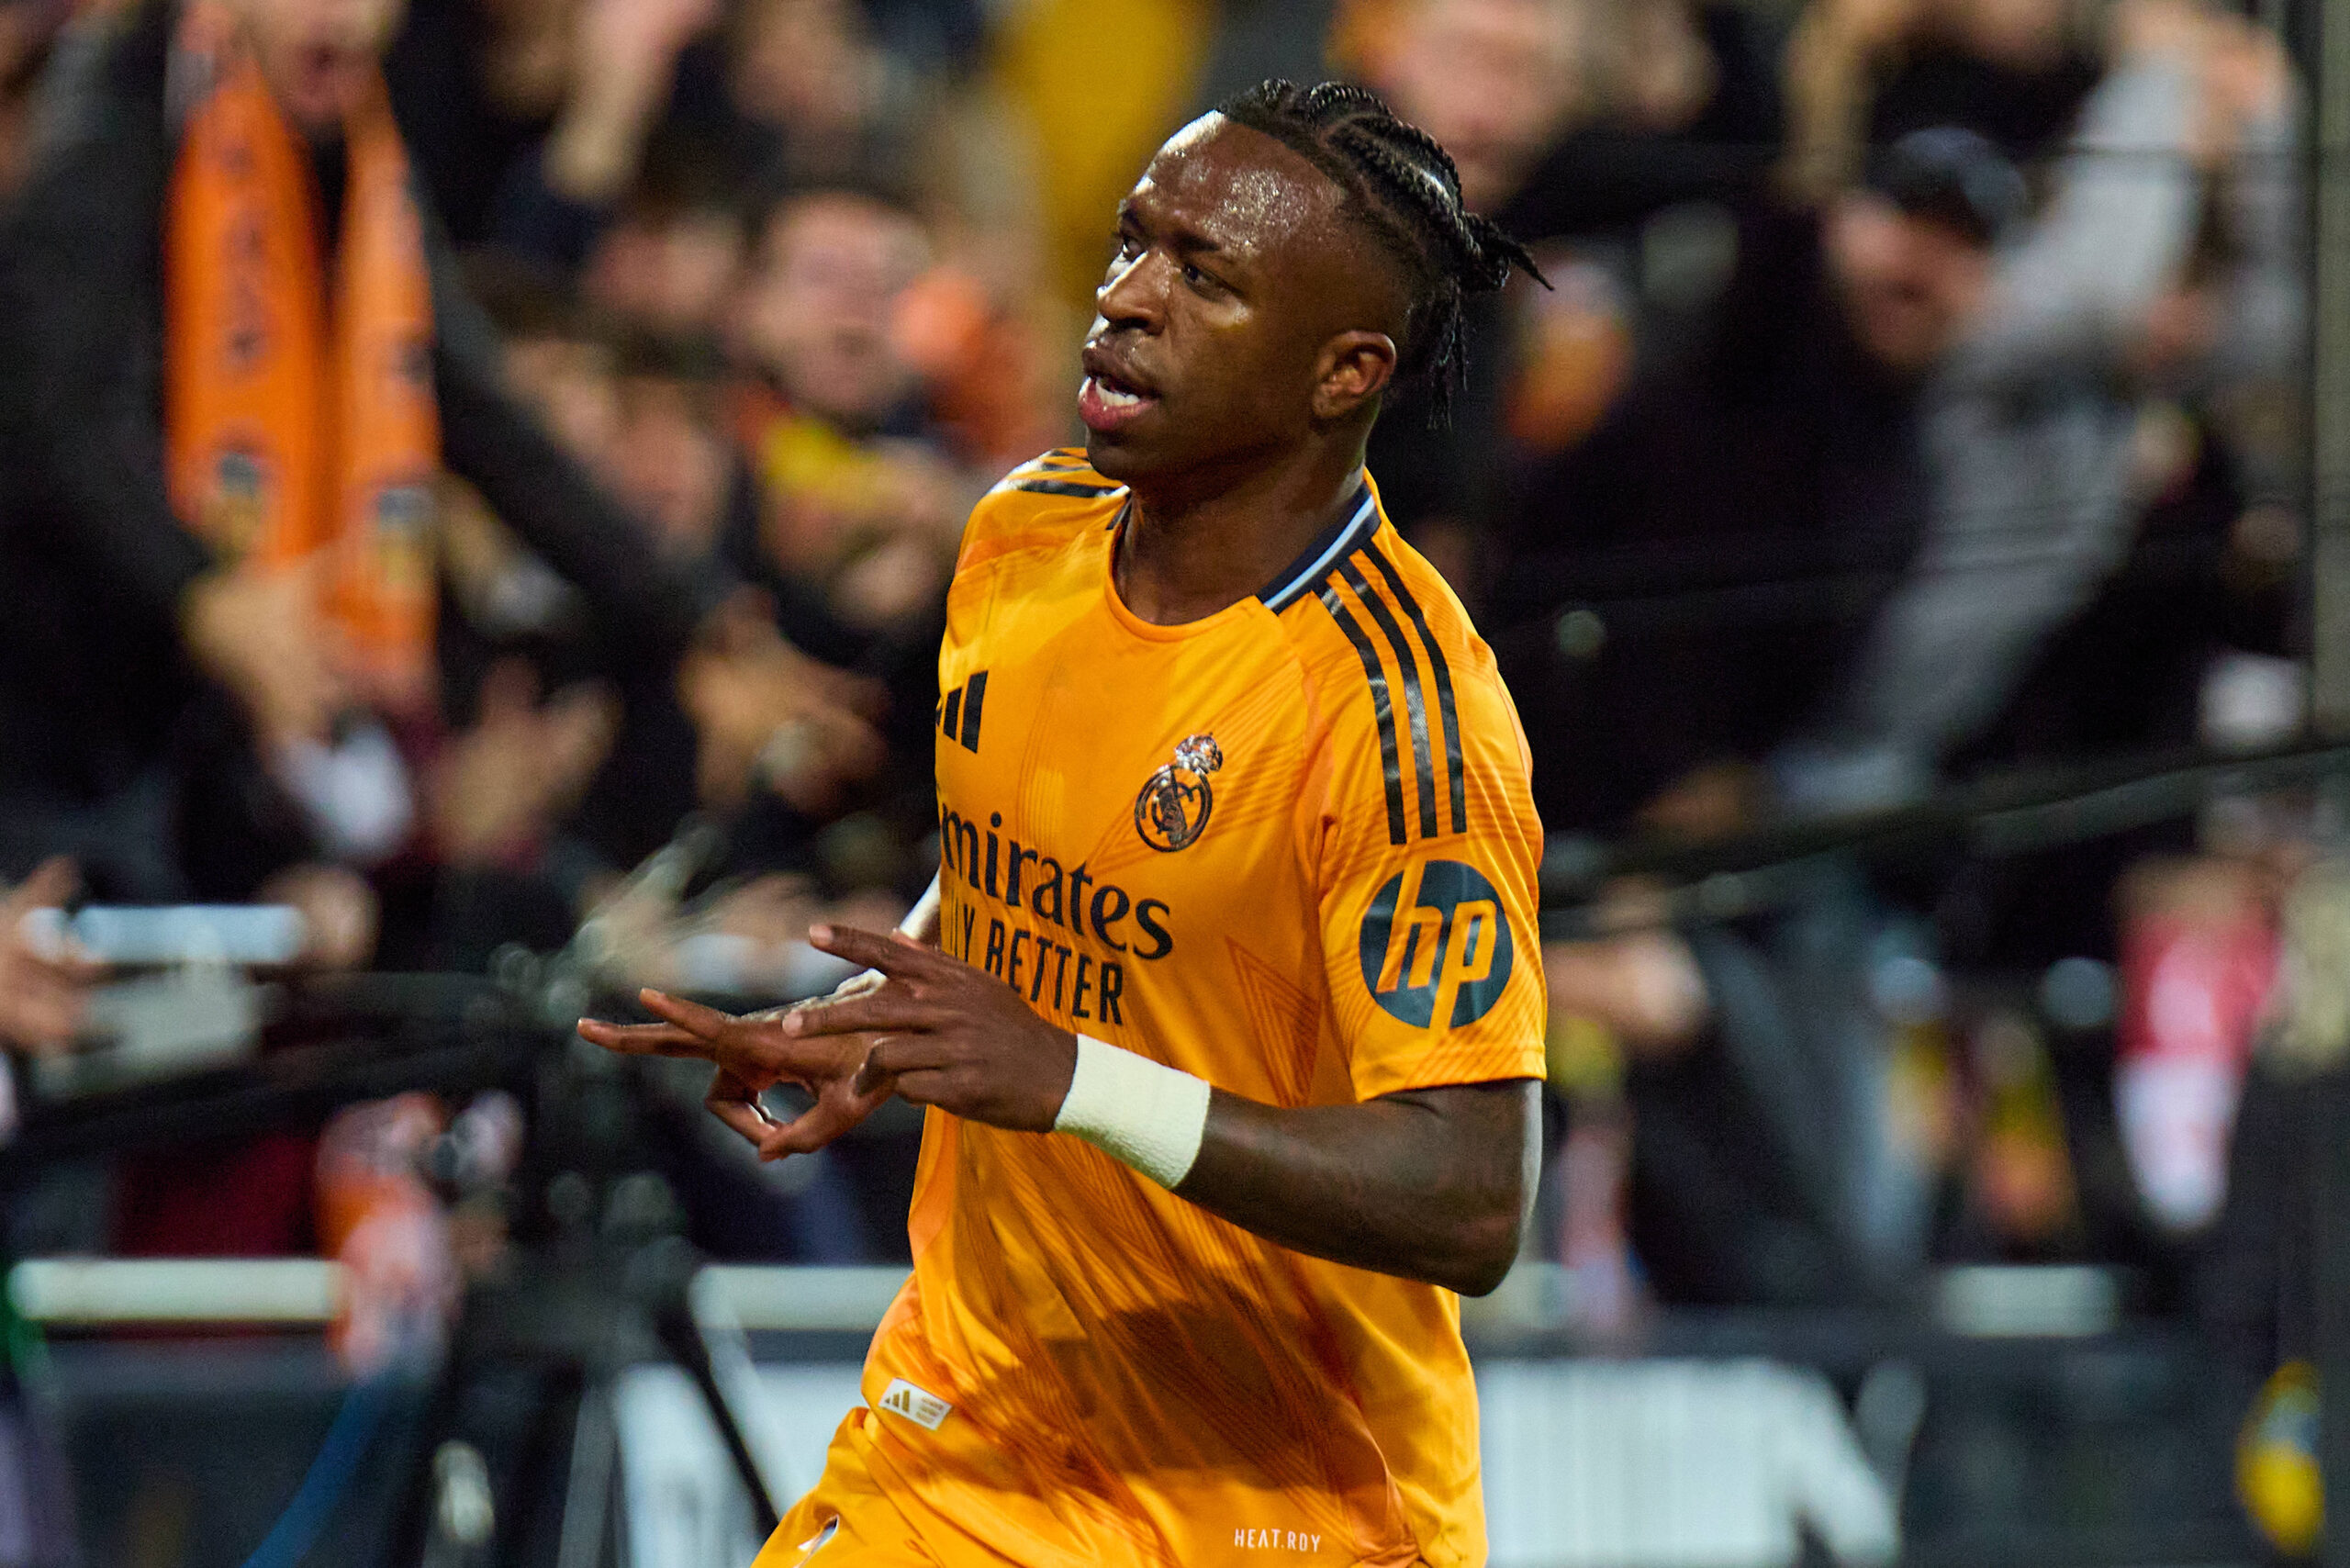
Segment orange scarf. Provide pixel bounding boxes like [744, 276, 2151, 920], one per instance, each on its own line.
[166, 10, 439, 713]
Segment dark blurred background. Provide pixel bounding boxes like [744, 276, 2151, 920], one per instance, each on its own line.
[0, 0, 2343, 1562]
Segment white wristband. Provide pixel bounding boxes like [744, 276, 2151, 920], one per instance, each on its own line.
[1052, 1035, 1212, 1190]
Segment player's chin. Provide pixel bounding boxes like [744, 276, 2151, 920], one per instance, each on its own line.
[1082, 427, 1157, 484]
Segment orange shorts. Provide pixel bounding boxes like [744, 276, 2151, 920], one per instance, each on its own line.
[754, 1407, 1018, 1568]
[755, 1406, 1439, 1567]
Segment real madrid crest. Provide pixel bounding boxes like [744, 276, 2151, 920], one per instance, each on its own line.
[1134, 734, 1223, 852]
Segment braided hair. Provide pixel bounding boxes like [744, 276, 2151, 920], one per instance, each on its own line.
[1216, 79, 1546, 425]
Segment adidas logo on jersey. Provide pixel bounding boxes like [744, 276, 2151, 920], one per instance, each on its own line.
[877, 1378, 954, 1430]
[937, 670, 988, 753]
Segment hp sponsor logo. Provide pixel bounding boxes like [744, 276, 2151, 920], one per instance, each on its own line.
[1358, 860, 1512, 1028]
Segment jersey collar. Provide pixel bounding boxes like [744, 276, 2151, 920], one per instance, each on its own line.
[1258, 474, 1379, 613]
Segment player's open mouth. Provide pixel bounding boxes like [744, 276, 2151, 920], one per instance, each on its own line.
[1078, 356, 1159, 434]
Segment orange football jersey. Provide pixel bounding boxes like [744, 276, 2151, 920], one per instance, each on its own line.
[768, 450, 1546, 1567]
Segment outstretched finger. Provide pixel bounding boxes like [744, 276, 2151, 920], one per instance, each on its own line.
[738, 966, 881, 1026]
[577, 1017, 715, 1060]
[806, 924, 941, 980]
[782, 986, 940, 1041]
[638, 988, 733, 1040]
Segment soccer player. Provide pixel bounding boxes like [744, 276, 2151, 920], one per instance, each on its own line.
[583, 80, 1550, 1566]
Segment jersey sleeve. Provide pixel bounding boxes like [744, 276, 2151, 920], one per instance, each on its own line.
[943, 448, 1123, 679]
[1311, 622, 1549, 1102]
[956, 448, 1121, 573]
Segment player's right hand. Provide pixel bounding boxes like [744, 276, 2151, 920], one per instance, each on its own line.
[576, 982, 892, 1159]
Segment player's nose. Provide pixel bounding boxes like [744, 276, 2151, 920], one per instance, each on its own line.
[1095, 250, 1166, 333]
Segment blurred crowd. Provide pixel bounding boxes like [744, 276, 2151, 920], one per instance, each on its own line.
[0, 0, 2330, 1425]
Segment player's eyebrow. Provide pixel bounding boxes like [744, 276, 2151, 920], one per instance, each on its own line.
[1118, 197, 1230, 259]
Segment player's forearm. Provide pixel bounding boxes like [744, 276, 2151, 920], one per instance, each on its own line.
[779, 931, 1542, 1294]
[1172, 1081, 1540, 1296]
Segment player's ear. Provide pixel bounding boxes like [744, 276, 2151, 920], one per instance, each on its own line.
[1312, 330, 1397, 423]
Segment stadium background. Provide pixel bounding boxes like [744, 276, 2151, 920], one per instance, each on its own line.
[0, 0, 2345, 1562]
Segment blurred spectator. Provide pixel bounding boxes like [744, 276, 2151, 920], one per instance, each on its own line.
[1781, 7, 2300, 814]
[1503, 5, 2299, 832]
[386, 0, 714, 252]
[0, 0, 861, 946]
[1349, 0, 1784, 592]
[466, 251, 622, 473]
[1492, 126, 2007, 834]
[610, 333, 736, 561]
[717, 182, 971, 890]
[1349, 0, 1593, 216]
[731, 184, 968, 632]
[456, 262, 890, 899]
[578, 131, 748, 341]
[481, 0, 729, 273]
[1516, 0, 2303, 1307]
[1350, 0, 1586, 589]
[735, 185, 932, 437]
[595, 330, 888, 868]
[2199, 857, 2350, 1557]
[1787, 0, 2103, 196]
[715, 0, 921, 189]
[1348, 0, 1781, 235]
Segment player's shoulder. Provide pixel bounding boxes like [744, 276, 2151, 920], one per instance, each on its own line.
[1273, 506, 1515, 738]
[1275, 500, 1535, 846]
[958, 447, 1128, 573]
[990, 446, 1125, 501]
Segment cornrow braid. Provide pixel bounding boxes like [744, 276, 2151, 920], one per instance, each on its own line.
[1217, 79, 1547, 425]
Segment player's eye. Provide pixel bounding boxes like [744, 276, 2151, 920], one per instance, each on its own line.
[1181, 261, 1222, 295]
[1111, 231, 1144, 263]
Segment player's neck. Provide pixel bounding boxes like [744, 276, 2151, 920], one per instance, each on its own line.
[1115, 446, 1366, 627]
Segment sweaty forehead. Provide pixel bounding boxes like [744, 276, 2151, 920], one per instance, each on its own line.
[1128, 116, 1349, 262]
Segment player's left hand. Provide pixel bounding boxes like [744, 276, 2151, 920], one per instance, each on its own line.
[577, 985, 893, 1159]
[784, 924, 1080, 1133]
